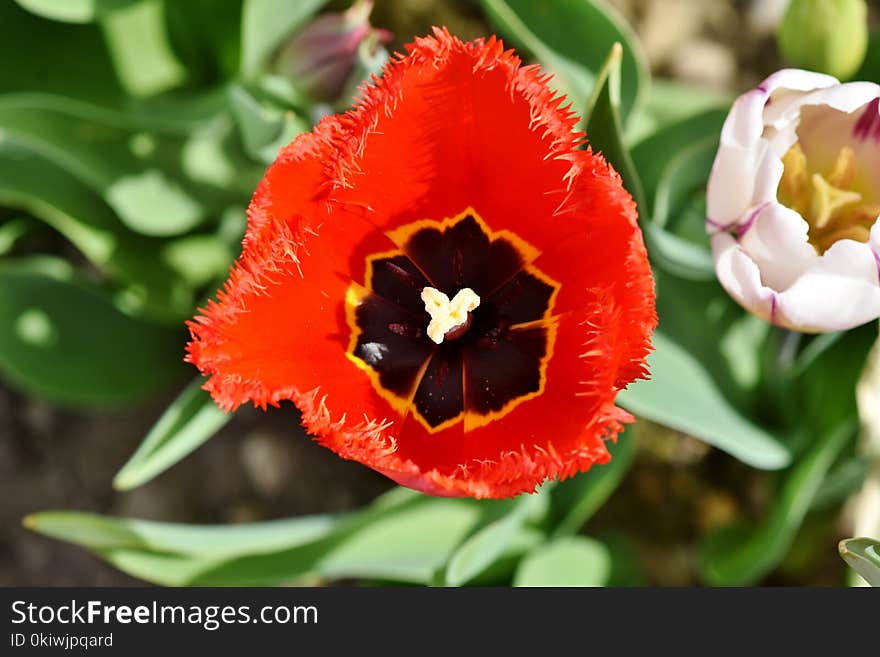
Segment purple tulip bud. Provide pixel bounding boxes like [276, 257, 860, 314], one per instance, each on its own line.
[277, 0, 392, 103]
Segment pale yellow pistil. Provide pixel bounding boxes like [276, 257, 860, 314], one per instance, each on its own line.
[779, 144, 880, 253]
[421, 286, 480, 344]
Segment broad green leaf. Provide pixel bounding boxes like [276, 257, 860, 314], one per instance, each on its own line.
[481, 0, 648, 122]
[652, 268, 769, 411]
[317, 499, 481, 584]
[164, 0, 243, 84]
[444, 494, 545, 586]
[0, 257, 185, 407]
[549, 427, 636, 536]
[627, 79, 730, 145]
[190, 494, 480, 585]
[514, 536, 611, 586]
[643, 223, 715, 281]
[652, 138, 717, 230]
[228, 84, 308, 163]
[810, 457, 868, 511]
[25, 488, 419, 586]
[113, 379, 230, 490]
[700, 422, 854, 585]
[0, 2, 123, 103]
[240, 0, 328, 78]
[619, 331, 791, 470]
[181, 114, 263, 196]
[0, 218, 31, 255]
[161, 235, 235, 288]
[644, 138, 718, 280]
[0, 140, 193, 321]
[459, 527, 546, 586]
[24, 510, 337, 558]
[583, 43, 646, 211]
[580, 45, 716, 283]
[631, 107, 726, 208]
[99, 550, 215, 586]
[0, 95, 226, 237]
[105, 170, 203, 235]
[839, 537, 880, 586]
[99, 0, 187, 97]
[15, 0, 138, 23]
[796, 321, 877, 435]
[0, 89, 228, 137]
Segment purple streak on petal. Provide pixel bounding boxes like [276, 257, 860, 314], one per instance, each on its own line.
[756, 83, 768, 94]
[853, 97, 880, 142]
[706, 217, 728, 230]
[770, 292, 779, 325]
[872, 249, 880, 282]
[736, 202, 771, 238]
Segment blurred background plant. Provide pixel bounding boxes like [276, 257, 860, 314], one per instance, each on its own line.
[2, 0, 879, 586]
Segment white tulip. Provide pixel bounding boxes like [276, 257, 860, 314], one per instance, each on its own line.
[707, 69, 880, 332]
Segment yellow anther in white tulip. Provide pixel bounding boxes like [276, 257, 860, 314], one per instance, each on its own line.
[779, 143, 874, 254]
[421, 286, 480, 344]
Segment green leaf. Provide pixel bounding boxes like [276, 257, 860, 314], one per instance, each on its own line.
[549, 427, 636, 536]
[99, 0, 187, 97]
[228, 84, 308, 163]
[15, 0, 139, 23]
[317, 499, 482, 584]
[627, 79, 730, 145]
[795, 321, 877, 436]
[106, 170, 204, 235]
[839, 537, 880, 586]
[113, 378, 230, 490]
[580, 46, 716, 283]
[700, 422, 854, 585]
[583, 43, 646, 211]
[189, 494, 480, 585]
[481, 0, 648, 122]
[0, 140, 193, 321]
[240, 0, 328, 78]
[24, 488, 420, 586]
[164, 0, 243, 84]
[631, 107, 726, 211]
[30, 492, 486, 586]
[619, 331, 791, 470]
[0, 217, 31, 255]
[0, 95, 224, 237]
[514, 536, 611, 586]
[643, 223, 715, 281]
[643, 137, 718, 280]
[810, 457, 868, 511]
[0, 257, 185, 407]
[160, 234, 235, 288]
[0, 2, 123, 104]
[444, 494, 545, 586]
[24, 510, 338, 558]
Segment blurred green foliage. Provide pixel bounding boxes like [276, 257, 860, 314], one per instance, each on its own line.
[4, 0, 877, 586]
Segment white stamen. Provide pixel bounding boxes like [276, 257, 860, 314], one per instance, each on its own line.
[420, 286, 480, 344]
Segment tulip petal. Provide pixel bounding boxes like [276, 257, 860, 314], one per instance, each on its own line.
[711, 232, 777, 323]
[738, 202, 817, 291]
[707, 141, 765, 228]
[707, 69, 840, 229]
[777, 239, 880, 332]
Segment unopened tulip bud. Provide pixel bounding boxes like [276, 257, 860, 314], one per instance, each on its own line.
[277, 0, 392, 103]
[778, 0, 868, 80]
